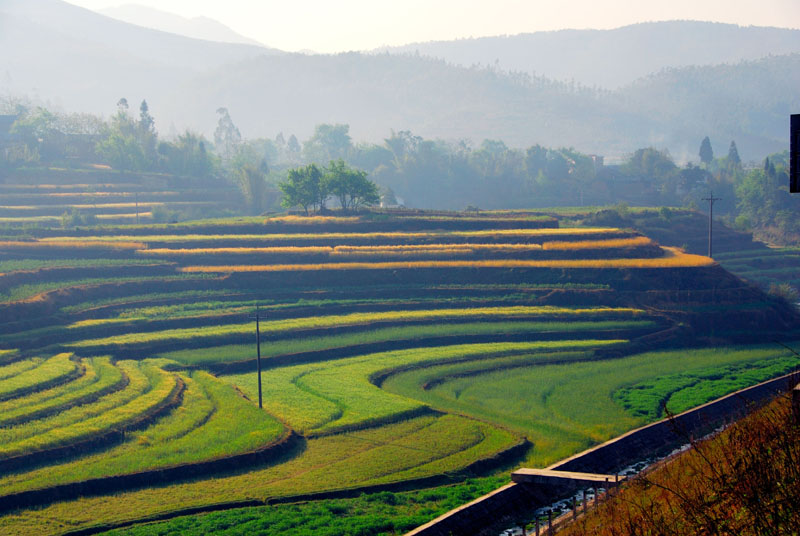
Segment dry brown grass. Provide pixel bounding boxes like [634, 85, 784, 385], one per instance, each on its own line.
[560, 389, 800, 536]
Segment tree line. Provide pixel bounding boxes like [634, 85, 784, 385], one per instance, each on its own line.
[1, 99, 796, 242]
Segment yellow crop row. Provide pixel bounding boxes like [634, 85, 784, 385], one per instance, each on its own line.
[137, 243, 546, 256]
[265, 215, 361, 223]
[331, 243, 543, 252]
[96, 213, 153, 220]
[180, 248, 714, 272]
[0, 240, 146, 250]
[542, 236, 654, 250]
[41, 227, 623, 244]
[139, 246, 333, 256]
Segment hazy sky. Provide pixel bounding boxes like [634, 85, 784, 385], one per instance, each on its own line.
[66, 0, 800, 52]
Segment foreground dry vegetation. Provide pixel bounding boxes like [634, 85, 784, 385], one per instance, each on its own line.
[561, 388, 800, 536]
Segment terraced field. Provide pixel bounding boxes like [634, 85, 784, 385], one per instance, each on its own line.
[0, 169, 242, 225]
[716, 247, 800, 291]
[0, 209, 797, 535]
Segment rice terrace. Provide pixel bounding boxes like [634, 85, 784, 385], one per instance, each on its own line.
[0, 170, 798, 535]
[2, 3, 800, 533]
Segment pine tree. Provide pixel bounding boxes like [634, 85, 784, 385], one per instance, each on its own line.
[727, 141, 741, 167]
[699, 136, 713, 164]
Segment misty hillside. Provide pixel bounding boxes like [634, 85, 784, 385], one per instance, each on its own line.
[378, 21, 800, 89]
[1, 0, 798, 160]
[98, 4, 265, 47]
[0, 0, 278, 111]
[167, 52, 799, 160]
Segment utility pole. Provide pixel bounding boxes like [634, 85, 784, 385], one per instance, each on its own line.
[702, 191, 721, 258]
[248, 304, 263, 408]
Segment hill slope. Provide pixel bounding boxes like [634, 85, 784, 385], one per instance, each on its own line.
[98, 4, 265, 46]
[377, 21, 800, 89]
[1, 2, 798, 159]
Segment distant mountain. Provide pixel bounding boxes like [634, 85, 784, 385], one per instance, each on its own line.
[376, 21, 800, 89]
[98, 4, 265, 47]
[0, 0, 279, 113]
[0, 1, 797, 162]
[164, 52, 798, 160]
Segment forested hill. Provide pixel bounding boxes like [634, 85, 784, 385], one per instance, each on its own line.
[168, 52, 800, 160]
[377, 21, 800, 89]
[1, 1, 799, 160]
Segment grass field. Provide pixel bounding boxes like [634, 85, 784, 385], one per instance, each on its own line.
[67, 306, 642, 350]
[0, 370, 284, 495]
[226, 340, 627, 434]
[382, 344, 800, 466]
[159, 319, 655, 366]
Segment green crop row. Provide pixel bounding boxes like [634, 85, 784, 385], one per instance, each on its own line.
[58, 289, 238, 314]
[0, 371, 284, 496]
[100, 477, 507, 536]
[0, 353, 78, 401]
[160, 320, 655, 366]
[1, 274, 210, 303]
[0, 258, 169, 274]
[40, 227, 623, 245]
[226, 340, 625, 435]
[382, 343, 800, 467]
[69, 306, 643, 350]
[614, 350, 800, 420]
[0, 357, 124, 427]
[0, 361, 177, 459]
[0, 414, 519, 536]
[0, 358, 40, 381]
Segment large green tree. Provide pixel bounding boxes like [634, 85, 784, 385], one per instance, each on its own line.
[324, 159, 379, 212]
[278, 163, 326, 215]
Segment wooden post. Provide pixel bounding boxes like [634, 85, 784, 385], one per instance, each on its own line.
[572, 496, 577, 519]
[249, 304, 263, 409]
[548, 510, 553, 536]
[702, 191, 721, 258]
[583, 490, 588, 515]
[256, 305, 262, 409]
[535, 517, 540, 536]
[793, 384, 800, 424]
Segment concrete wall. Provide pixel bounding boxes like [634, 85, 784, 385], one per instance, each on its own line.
[406, 370, 799, 536]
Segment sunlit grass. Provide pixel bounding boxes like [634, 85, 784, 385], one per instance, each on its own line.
[226, 339, 625, 434]
[68, 306, 643, 349]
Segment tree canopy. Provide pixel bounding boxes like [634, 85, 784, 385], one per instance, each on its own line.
[278, 163, 326, 215]
[325, 159, 379, 212]
[699, 136, 713, 164]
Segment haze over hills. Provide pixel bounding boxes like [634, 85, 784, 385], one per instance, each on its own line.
[0, 0, 278, 112]
[377, 21, 800, 89]
[1, 0, 798, 160]
[98, 4, 266, 47]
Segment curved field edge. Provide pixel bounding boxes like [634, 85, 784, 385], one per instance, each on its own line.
[381, 343, 800, 467]
[224, 340, 627, 435]
[0, 371, 287, 504]
[0, 414, 524, 536]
